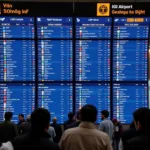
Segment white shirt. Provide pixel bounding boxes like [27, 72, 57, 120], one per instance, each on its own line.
[47, 126, 56, 141]
[119, 139, 124, 150]
[0, 142, 13, 150]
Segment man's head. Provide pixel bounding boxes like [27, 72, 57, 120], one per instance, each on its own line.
[112, 118, 118, 125]
[52, 117, 57, 123]
[5, 112, 13, 121]
[101, 110, 109, 120]
[68, 112, 74, 121]
[80, 105, 97, 123]
[31, 108, 50, 132]
[133, 107, 150, 132]
[18, 114, 24, 122]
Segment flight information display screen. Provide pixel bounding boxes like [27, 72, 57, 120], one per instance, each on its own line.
[113, 40, 148, 81]
[76, 40, 110, 81]
[76, 17, 112, 39]
[113, 17, 149, 39]
[0, 17, 34, 39]
[38, 40, 73, 81]
[38, 83, 73, 124]
[0, 83, 35, 123]
[76, 83, 110, 123]
[37, 17, 72, 39]
[0, 40, 35, 81]
[0, 3, 149, 126]
[113, 83, 148, 124]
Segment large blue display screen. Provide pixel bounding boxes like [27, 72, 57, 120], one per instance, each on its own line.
[0, 40, 35, 81]
[76, 40, 110, 81]
[76, 17, 112, 39]
[76, 83, 110, 123]
[0, 17, 34, 38]
[37, 17, 72, 39]
[38, 83, 73, 124]
[113, 83, 148, 124]
[38, 40, 73, 81]
[113, 17, 149, 39]
[0, 14, 149, 125]
[0, 83, 35, 123]
[113, 40, 148, 81]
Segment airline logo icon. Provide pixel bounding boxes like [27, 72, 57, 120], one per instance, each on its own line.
[77, 18, 80, 22]
[37, 18, 41, 22]
[0, 18, 5, 21]
[97, 3, 110, 16]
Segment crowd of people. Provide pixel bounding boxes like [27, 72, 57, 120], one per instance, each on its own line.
[0, 105, 150, 150]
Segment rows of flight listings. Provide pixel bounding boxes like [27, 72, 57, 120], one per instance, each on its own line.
[0, 16, 149, 81]
[0, 83, 148, 124]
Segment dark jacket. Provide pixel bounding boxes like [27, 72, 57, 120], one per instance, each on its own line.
[64, 120, 75, 130]
[51, 123, 62, 143]
[17, 120, 25, 134]
[0, 121, 18, 146]
[21, 121, 31, 135]
[121, 128, 137, 150]
[113, 122, 123, 140]
[66, 121, 81, 130]
[11, 131, 59, 150]
[17, 119, 25, 127]
[127, 131, 150, 150]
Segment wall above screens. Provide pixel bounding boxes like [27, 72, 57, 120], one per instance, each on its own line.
[0, 2, 149, 124]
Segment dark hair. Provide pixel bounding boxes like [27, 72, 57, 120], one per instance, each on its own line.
[130, 121, 135, 129]
[81, 105, 97, 122]
[133, 107, 150, 131]
[68, 112, 74, 121]
[5, 112, 13, 121]
[101, 110, 109, 118]
[31, 108, 51, 131]
[18, 114, 24, 118]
